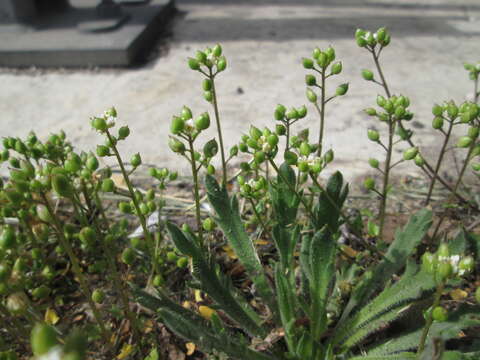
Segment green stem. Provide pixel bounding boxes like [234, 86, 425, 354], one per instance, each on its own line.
[106, 130, 158, 277]
[417, 282, 444, 357]
[425, 119, 454, 205]
[285, 120, 291, 153]
[209, 70, 228, 186]
[378, 118, 396, 242]
[248, 198, 267, 231]
[317, 70, 326, 157]
[39, 192, 111, 343]
[188, 136, 204, 245]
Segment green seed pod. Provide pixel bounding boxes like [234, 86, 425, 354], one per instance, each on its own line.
[367, 129, 380, 142]
[79, 227, 96, 247]
[64, 155, 82, 174]
[168, 138, 186, 154]
[116, 125, 130, 140]
[239, 142, 248, 153]
[91, 117, 108, 132]
[52, 173, 73, 198]
[31, 323, 58, 356]
[421, 252, 436, 273]
[457, 136, 473, 148]
[121, 248, 135, 265]
[202, 79, 212, 91]
[437, 243, 449, 258]
[432, 116, 444, 130]
[118, 202, 132, 214]
[403, 147, 418, 161]
[324, 149, 334, 163]
[166, 251, 178, 262]
[458, 256, 474, 274]
[298, 160, 310, 172]
[101, 178, 115, 193]
[86, 156, 99, 171]
[365, 108, 376, 116]
[305, 74, 316, 86]
[0, 149, 9, 162]
[299, 142, 311, 156]
[204, 91, 213, 102]
[217, 56, 227, 72]
[203, 217, 215, 231]
[229, 145, 238, 157]
[36, 204, 52, 223]
[472, 145, 480, 157]
[196, 50, 207, 63]
[468, 126, 479, 139]
[130, 153, 142, 167]
[447, 102, 459, 119]
[177, 257, 189, 268]
[188, 57, 200, 70]
[355, 29, 366, 38]
[361, 69, 374, 81]
[180, 106, 193, 121]
[212, 43, 222, 57]
[312, 47, 321, 59]
[432, 306, 448, 322]
[247, 138, 260, 150]
[275, 124, 286, 135]
[267, 134, 279, 147]
[302, 58, 314, 69]
[153, 274, 164, 287]
[286, 108, 299, 120]
[335, 83, 349, 96]
[96, 145, 110, 157]
[249, 126, 262, 141]
[170, 116, 185, 135]
[284, 151, 298, 165]
[0, 227, 15, 249]
[316, 52, 328, 68]
[432, 104, 443, 116]
[195, 112, 211, 131]
[203, 139, 219, 158]
[92, 289, 105, 304]
[356, 36, 367, 47]
[325, 46, 335, 62]
[306, 88, 317, 103]
[274, 104, 286, 120]
[376, 27, 386, 44]
[366, 32, 376, 46]
[376, 95, 386, 107]
[368, 158, 379, 168]
[297, 105, 307, 118]
[32, 285, 51, 300]
[254, 151, 266, 164]
[364, 177, 375, 190]
[414, 154, 425, 167]
[437, 262, 453, 280]
[395, 106, 406, 119]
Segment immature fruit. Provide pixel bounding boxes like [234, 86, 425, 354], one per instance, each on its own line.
[286, 108, 299, 120]
[302, 58, 314, 69]
[335, 83, 349, 96]
[447, 103, 458, 119]
[0, 227, 16, 249]
[331, 61, 342, 75]
[101, 178, 115, 193]
[367, 129, 380, 142]
[305, 74, 316, 86]
[36, 204, 52, 223]
[364, 177, 375, 190]
[203, 139, 219, 158]
[195, 50, 206, 63]
[177, 257, 189, 268]
[437, 243, 449, 258]
[169, 138, 186, 153]
[297, 105, 307, 118]
[324, 149, 334, 163]
[249, 126, 262, 141]
[414, 154, 425, 167]
[52, 173, 73, 198]
[306, 88, 317, 103]
[195, 113, 210, 131]
[166, 251, 178, 262]
[188, 58, 200, 70]
[368, 158, 379, 168]
[217, 56, 227, 71]
[118, 202, 132, 214]
[32, 285, 51, 300]
[432, 104, 443, 116]
[458, 256, 474, 274]
[153, 274, 164, 287]
[299, 142, 311, 156]
[254, 151, 266, 164]
[432, 116, 444, 130]
[403, 147, 418, 161]
[274, 104, 286, 120]
[361, 69, 374, 81]
[86, 156, 99, 171]
[457, 136, 473, 148]
[432, 306, 448, 322]
[91, 117, 108, 132]
[284, 151, 298, 165]
[298, 160, 310, 172]
[96, 145, 110, 157]
[468, 126, 479, 139]
[31, 323, 58, 356]
[365, 108, 376, 116]
[79, 227, 96, 247]
[121, 248, 135, 265]
[92, 289, 105, 304]
[203, 218, 215, 231]
[317, 52, 328, 68]
[437, 262, 453, 280]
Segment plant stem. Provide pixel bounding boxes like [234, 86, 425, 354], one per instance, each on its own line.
[188, 136, 204, 245]
[248, 198, 267, 231]
[378, 117, 396, 242]
[372, 48, 391, 97]
[417, 282, 444, 357]
[425, 119, 454, 205]
[317, 70, 326, 157]
[106, 131, 158, 277]
[39, 192, 111, 343]
[209, 70, 228, 187]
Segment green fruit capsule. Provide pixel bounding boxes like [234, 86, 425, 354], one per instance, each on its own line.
[365, 108, 376, 116]
[432, 116, 444, 130]
[203, 139, 219, 158]
[79, 227, 96, 247]
[31, 323, 58, 356]
[196, 50, 206, 63]
[364, 177, 375, 190]
[177, 257, 189, 268]
[317, 52, 328, 68]
[275, 124, 286, 136]
[170, 116, 185, 135]
[325, 46, 335, 61]
[166, 251, 178, 262]
[267, 134, 279, 147]
[203, 218, 215, 231]
[32, 285, 51, 300]
[312, 47, 321, 59]
[468, 126, 479, 139]
[361, 69, 374, 81]
[168, 138, 186, 154]
[298, 160, 310, 172]
[305, 74, 316, 86]
[101, 178, 115, 193]
[324, 149, 334, 163]
[0, 227, 16, 249]
[421, 252, 437, 273]
[217, 56, 227, 72]
[457, 136, 473, 148]
[447, 103, 458, 119]
[249, 126, 262, 141]
[432, 306, 448, 322]
[284, 151, 298, 165]
[437, 262, 453, 280]
[181, 106, 193, 121]
[302, 58, 314, 69]
[92, 289, 105, 304]
[204, 91, 213, 102]
[118, 126, 130, 140]
[403, 147, 418, 161]
[254, 151, 266, 164]
[367, 129, 380, 142]
[202, 79, 212, 91]
[86, 156, 99, 171]
[96, 145, 110, 157]
[36, 204, 52, 223]
[414, 154, 425, 167]
[306, 88, 317, 103]
[131, 153, 142, 167]
[286, 108, 299, 120]
[121, 248, 135, 265]
[296, 105, 307, 118]
[356, 36, 367, 47]
[336, 83, 349, 96]
[376, 27, 386, 43]
[472, 163, 480, 172]
[195, 113, 210, 130]
[212, 43, 222, 57]
[153, 274, 164, 287]
[395, 106, 406, 119]
[299, 142, 311, 156]
[118, 202, 132, 214]
[188, 58, 200, 70]
[432, 104, 443, 116]
[91, 117, 108, 132]
[368, 158, 379, 168]
[52, 173, 73, 198]
[376, 95, 386, 107]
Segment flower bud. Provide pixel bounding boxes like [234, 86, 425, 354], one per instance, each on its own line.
[305, 74, 316, 86]
[368, 158, 379, 168]
[367, 129, 380, 142]
[31, 323, 58, 356]
[457, 136, 472, 148]
[361, 69, 374, 81]
[118, 126, 130, 139]
[169, 138, 185, 153]
[335, 83, 349, 96]
[302, 58, 314, 69]
[299, 141, 311, 156]
[403, 147, 418, 161]
[438, 262, 453, 280]
[414, 154, 425, 167]
[217, 56, 227, 72]
[254, 151, 266, 164]
[204, 91, 213, 102]
[91, 117, 107, 132]
[130, 153, 142, 167]
[195, 113, 211, 131]
[365, 108, 376, 116]
[421, 252, 437, 273]
[188, 58, 200, 70]
[364, 177, 375, 190]
[306, 88, 317, 103]
[331, 61, 342, 75]
[432, 116, 444, 130]
[286, 108, 299, 120]
[432, 104, 443, 116]
[212, 43, 222, 57]
[432, 306, 448, 322]
[203, 139, 219, 158]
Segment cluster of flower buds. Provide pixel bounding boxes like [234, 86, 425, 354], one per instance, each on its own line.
[118, 188, 157, 217]
[292, 139, 334, 174]
[355, 27, 391, 49]
[169, 106, 212, 155]
[432, 101, 479, 127]
[421, 243, 475, 281]
[365, 94, 413, 124]
[188, 44, 226, 80]
[149, 167, 178, 191]
[238, 125, 279, 166]
[237, 175, 268, 200]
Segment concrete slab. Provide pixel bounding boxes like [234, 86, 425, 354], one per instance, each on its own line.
[1, 0, 480, 184]
[0, 0, 175, 67]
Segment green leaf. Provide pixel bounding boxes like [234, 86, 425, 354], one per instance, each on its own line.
[272, 225, 299, 272]
[347, 353, 416, 360]
[269, 163, 300, 226]
[275, 263, 297, 353]
[205, 175, 277, 316]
